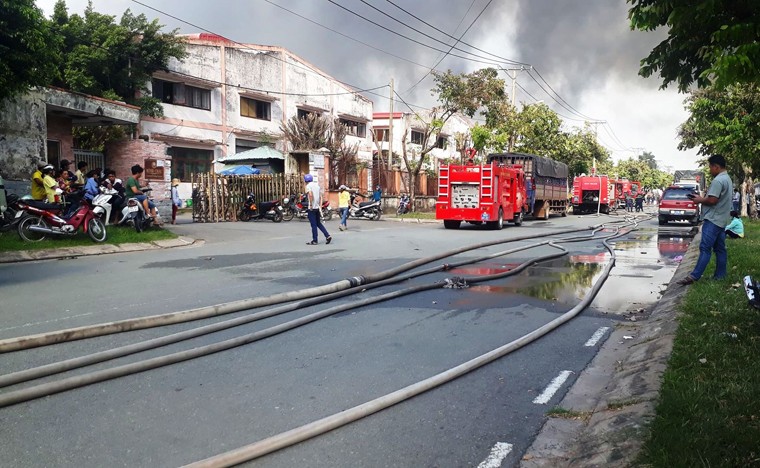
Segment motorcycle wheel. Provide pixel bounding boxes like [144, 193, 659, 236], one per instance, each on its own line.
[239, 210, 251, 222]
[134, 213, 144, 233]
[282, 207, 295, 222]
[322, 209, 333, 221]
[273, 211, 283, 223]
[370, 207, 382, 221]
[18, 216, 49, 242]
[87, 217, 107, 242]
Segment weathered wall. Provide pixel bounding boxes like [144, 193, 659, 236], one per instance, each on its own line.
[0, 90, 47, 181]
[106, 139, 172, 216]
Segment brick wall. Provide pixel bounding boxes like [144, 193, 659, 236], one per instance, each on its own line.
[105, 139, 172, 217]
[46, 114, 73, 165]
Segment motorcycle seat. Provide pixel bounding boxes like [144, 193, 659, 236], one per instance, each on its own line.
[358, 201, 375, 208]
[259, 202, 277, 211]
[23, 200, 61, 211]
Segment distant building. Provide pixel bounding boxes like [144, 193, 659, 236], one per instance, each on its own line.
[138, 33, 375, 196]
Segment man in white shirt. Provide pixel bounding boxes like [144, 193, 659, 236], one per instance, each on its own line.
[304, 174, 331, 245]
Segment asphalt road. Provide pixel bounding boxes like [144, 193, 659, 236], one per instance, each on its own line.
[0, 211, 692, 467]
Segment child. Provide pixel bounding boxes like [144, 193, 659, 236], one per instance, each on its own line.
[725, 210, 744, 239]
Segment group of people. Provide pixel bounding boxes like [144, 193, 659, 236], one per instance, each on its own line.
[30, 161, 183, 225]
[624, 191, 646, 212]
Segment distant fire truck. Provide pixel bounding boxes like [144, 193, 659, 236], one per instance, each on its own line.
[436, 161, 527, 230]
[613, 179, 641, 209]
[572, 174, 614, 214]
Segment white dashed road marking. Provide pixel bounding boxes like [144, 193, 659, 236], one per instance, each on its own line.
[477, 442, 513, 468]
[533, 370, 573, 405]
[583, 326, 610, 347]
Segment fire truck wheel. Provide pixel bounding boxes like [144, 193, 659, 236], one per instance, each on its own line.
[443, 220, 461, 229]
[513, 211, 523, 226]
[488, 208, 504, 230]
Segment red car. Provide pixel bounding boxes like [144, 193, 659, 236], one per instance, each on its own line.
[658, 186, 700, 225]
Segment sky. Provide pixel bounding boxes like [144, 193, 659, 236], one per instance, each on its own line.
[37, 0, 701, 171]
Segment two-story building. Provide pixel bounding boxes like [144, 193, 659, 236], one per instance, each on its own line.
[127, 33, 374, 198]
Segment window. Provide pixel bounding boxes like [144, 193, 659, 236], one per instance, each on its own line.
[374, 129, 389, 142]
[435, 135, 447, 149]
[240, 97, 271, 120]
[168, 147, 213, 182]
[297, 108, 318, 120]
[410, 130, 424, 145]
[152, 78, 211, 111]
[235, 139, 272, 155]
[340, 118, 366, 138]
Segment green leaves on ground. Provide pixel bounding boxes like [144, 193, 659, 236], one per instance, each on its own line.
[639, 220, 760, 466]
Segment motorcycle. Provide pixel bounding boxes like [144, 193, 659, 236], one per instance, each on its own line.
[397, 193, 410, 215]
[92, 186, 121, 225]
[238, 193, 284, 222]
[118, 196, 154, 232]
[0, 192, 28, 233]
[349, 192, 382, 221]
[17, 198, 107, 242]
[292, 193, 333, 221]
[281, 195, 296, 222]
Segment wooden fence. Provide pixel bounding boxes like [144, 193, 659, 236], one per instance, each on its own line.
[191, 172, 302, 222]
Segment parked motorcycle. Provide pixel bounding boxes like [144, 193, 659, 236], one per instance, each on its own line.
[291, 193, 333, 221]
[349, 192, 382, 221]
[238, 193, 284, 222]
[0, 193, 28, 233]
[17, 198, 106, 242]
[281, 195, 296, 221]
[92, 186, 121, 225]
[397, 193, 410, 215]
[118, 197, 153, 232]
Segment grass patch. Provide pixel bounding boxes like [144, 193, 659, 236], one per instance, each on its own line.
[397, 211, 437, 219]
[0, 225, 177, 252]
[607, 397, 651, 410]
[546, 407, 592, 421]
[638, 219, 760, 467]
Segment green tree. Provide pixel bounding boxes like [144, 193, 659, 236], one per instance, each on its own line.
[628, 0, 760, 91]
[50, 1, 186, 116]
[561, 128, 611, 176]
[638, 151, 657, 170]
[678, 83, 760, 216]
[0, 0, 60, 102]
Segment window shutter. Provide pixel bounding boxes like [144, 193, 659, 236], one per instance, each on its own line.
[173, 83, 186, 105]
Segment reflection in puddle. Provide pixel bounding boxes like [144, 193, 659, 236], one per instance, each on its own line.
[465, 229, 693, 313]
[449, 263, 519, 276]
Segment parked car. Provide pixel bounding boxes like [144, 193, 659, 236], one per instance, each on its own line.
[658, 186, 700, 225]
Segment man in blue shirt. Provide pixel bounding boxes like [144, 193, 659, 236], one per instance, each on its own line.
[677, 154, 733, 285]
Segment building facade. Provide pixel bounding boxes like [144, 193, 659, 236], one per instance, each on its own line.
[139, 33, 375, 197]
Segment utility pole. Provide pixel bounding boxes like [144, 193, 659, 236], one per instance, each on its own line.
[499, 66, 530, 152]
[587, 120, 606, 138]
[387, 78, 394, 170]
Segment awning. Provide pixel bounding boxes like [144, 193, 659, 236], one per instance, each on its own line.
[217, 165, 261, 175]
[217, 146, 285, 162]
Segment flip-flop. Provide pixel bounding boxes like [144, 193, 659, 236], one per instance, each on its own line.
[306, 240, 317, 245]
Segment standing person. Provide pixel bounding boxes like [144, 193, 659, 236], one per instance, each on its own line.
[31, 161, 47, 201]
[732, 188, 740, 212]
[170, 178, 182, 224]
[526, 178, 536, 214]
[625, 191, 634, 212]
[73, 161, 88, 188]
[338, 184, 350, 231]
[304, 174, 331, 245]
[677, 154, 733, 285]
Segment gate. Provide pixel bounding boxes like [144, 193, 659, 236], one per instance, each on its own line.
[191, 172, 302, 222]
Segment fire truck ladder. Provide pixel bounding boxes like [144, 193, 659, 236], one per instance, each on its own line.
[480, 164, 493, 202]
[438, 166, 449, 199]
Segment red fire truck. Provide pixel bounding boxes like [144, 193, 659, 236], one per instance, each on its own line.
[571, 175, 614, 214]
[612, 179, 641, 209]
[436, 162, 527, 230]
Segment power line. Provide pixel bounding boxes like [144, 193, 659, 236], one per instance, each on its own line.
[384, 0, 529, 67]
[531, 68, 600, 121]
[405, 0, 497, 94]
[323, 0, 500, 66]
[262, 0, 431, 71]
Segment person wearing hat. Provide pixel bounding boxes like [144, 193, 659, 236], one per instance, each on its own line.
[170, 178, 182, 224]
[31, 161, 48, 201]
[41, 165, 59, 203]
[338, 184, 350, 231]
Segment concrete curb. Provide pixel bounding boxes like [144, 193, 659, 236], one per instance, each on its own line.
[520, 228, 702, 467]
[384, 217, 441, 224]
[0, 236, 200, 264]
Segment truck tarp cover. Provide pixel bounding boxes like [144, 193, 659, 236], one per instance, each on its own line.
[488, 152, 568, 179]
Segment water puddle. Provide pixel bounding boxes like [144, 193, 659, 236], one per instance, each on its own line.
[464, 228, 694, 314]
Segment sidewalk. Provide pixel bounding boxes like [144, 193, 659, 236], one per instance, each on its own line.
[0, 236, 199, 264]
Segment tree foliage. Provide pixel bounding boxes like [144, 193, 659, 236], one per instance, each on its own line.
[0, 0, 60, 102]
[49, 1, 186, 116]
[628, 0, 760, 91]
[614, 157, 673, 190]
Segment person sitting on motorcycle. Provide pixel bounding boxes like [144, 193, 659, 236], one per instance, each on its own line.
[126, 164, 159, 223]
[101, 169, 125, 223]
[41, 165, 59, 203]
[83, 169, 100, 203]
[31, 161, 47, 201]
